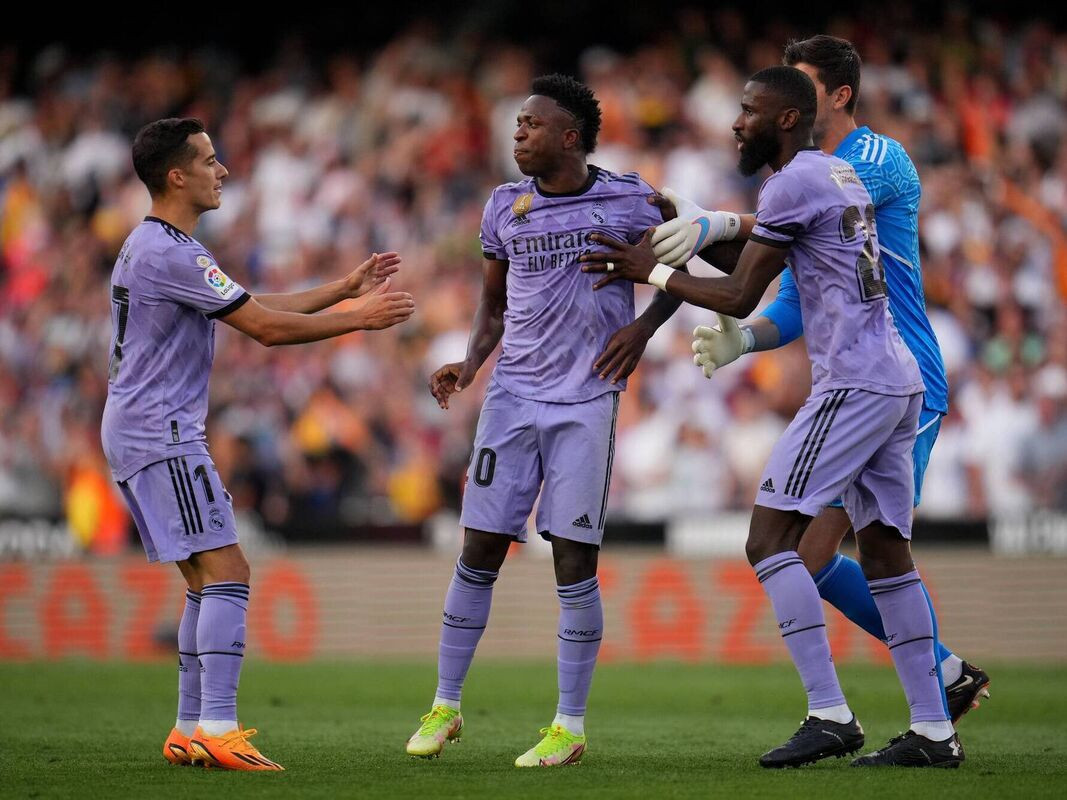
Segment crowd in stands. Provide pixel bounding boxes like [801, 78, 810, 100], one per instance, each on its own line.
[1, 8, 1065, 551]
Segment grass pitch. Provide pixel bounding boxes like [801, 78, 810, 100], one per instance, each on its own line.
[1, 660, 1064, 799]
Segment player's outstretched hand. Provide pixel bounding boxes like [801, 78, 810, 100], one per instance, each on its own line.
[595, 320, 653, 384]
[692, 314, 745, 379]
[580, 229, 658, 289]
[344, 251, 402, 298]
[647, 192, 679, 221]
[429, 360, 477, 410]
[354, 278, 415, 330]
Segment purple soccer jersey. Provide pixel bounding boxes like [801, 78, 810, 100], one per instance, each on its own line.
[479, 166, 662, 403]
[750, 149, 924, 397]
[101, 217, 250, 481]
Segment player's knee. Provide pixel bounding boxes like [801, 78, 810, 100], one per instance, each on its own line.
[551, 540, 598, 585]
[460, 529, 510, 572]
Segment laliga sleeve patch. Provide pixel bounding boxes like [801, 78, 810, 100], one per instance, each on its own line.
[203, 263, 238, 299]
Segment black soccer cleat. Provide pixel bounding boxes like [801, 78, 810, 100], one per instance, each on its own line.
[851, 731, 964, 768]
[758, 715, 865, 768]
[946, 661, 991, 724]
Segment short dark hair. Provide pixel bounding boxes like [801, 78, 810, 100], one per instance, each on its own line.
[783, 35, 861, 115]
[749, 66, 818, 133]
[132, 118, 206, 196]
[530, 73, 602, 153]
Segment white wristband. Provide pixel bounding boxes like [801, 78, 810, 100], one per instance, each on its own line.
[648, 263, 675, 291]
[721, 212, 742, 241]
[739, 325, 756, 354]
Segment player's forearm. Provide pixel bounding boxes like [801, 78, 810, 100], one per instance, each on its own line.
[462, 300, 506, 370]
[745, 317, 781, 352]
[253, 307, 378, 346]
[660, 271, 760, 318]
[255, 281, 346, 314]
[636, 268, 688, 332]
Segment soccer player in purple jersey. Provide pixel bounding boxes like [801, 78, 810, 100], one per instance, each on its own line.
[405, 74, 682, 767]
[581, 67, 964, 768]
[102, 118, 414, 771]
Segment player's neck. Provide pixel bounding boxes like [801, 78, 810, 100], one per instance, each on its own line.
[772, 137, 816, 171]
[535, 159, 590, 195]
[818, 114, 857, 156]
[148, 199, 201, 236]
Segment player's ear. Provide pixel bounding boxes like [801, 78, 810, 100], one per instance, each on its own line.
[562, 127, 581, 151]
[779, 107, 800, 132]
[833, 84, 853, 112]
[168, 167, 185, 191]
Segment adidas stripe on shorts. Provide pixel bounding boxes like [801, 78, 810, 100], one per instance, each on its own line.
[459, 379, 620, 546]
[118, 454, 239, 563]
[755, 388, 923, 539]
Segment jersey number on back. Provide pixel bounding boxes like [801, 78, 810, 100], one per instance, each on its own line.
[839, 204, 888, 303]
[108, 285, 130, 381]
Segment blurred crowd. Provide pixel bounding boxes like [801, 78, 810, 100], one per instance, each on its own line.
[2, 7, 1066, 552]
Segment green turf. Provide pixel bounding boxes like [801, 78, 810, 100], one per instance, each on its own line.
[1, 661, 1064, 799]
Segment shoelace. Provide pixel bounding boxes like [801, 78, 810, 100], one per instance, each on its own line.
[417, 707, 456, 735]
[534, 726, 571, 755]
[219, 727, 258, 747]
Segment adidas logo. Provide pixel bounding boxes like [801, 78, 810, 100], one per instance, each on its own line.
[572, 514, 593, 529]
[760, 478, 775, 493]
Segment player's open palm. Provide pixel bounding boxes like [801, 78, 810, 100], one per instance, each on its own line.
[430, 361, 477, 410]
[692, 314, 745, 378]
[354, 278, 415, 330]
[345, 251, 402, 298]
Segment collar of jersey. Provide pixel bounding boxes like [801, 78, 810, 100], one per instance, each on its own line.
[534, 165, 600, 198]
[834, 126, 873, 158]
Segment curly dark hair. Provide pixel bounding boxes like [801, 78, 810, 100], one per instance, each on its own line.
[530, 73, 602, 154]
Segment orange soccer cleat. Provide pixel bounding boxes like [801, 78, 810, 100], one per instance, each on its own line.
[188, 725, 284, 771]
[163, 727, 194, 765]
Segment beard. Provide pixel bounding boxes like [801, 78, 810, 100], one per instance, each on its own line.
[737, 127, 780, 176]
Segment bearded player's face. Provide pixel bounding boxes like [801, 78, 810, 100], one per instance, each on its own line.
[733, 82, 782, 177]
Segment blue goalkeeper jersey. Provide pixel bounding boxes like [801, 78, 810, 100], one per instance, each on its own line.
[759, 126, 948, 414]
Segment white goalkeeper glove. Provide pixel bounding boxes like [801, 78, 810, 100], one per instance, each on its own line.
[692, 314, 754, 379]
[651, 188, 742, 267]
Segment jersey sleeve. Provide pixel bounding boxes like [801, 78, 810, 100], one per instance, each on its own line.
[626, 179, 663, 244]
[156, 243, 250, 318]
[750, 170, 817, 249]
[758, 267, 804, 344]
[479, 190, 507, 261]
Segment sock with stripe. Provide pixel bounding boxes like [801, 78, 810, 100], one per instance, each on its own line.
[435, 560, 498, 705]
[814, 553, 954, 664]
[176, 590, 201, 737]
[869, 570, 953, 737]
[556, 576, 603, 731]
[755, 551, 849, 721]
[197, 582, 249, 735]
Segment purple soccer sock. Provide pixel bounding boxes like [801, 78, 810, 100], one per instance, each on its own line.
[177, 589, 201, 722]
[197, 582, 249, 723]
[435, 560, 498, 703]
[755, 551, 846, 710]
[869, 570, 949, 724]
[556, 576, 603, 716]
